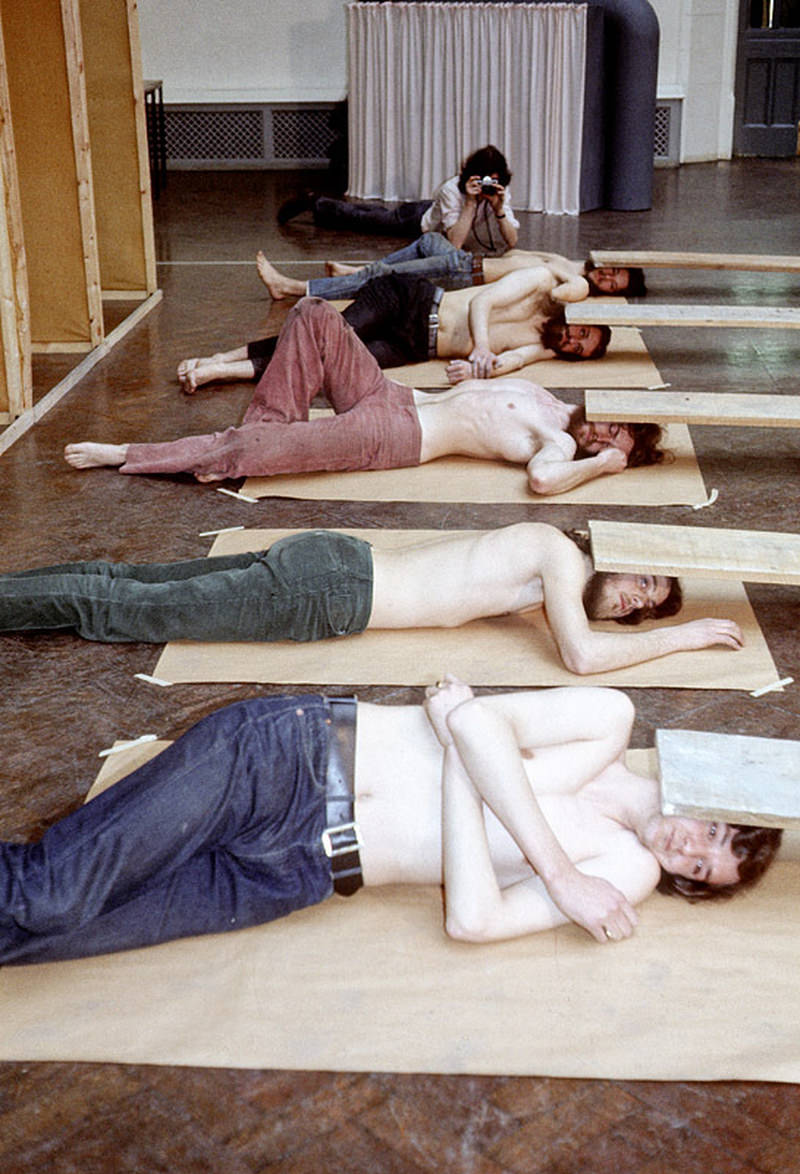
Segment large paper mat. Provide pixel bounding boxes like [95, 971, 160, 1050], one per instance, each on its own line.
[1, 745, 798, 1079]
[153, 529, 779, 691]
[383, 326, 662, 389]
[242, 422, 704, 506]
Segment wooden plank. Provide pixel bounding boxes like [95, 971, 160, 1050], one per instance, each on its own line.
[590, 249, 800, 273]
[0, 6, 31, 420]
[566, 302, 800, 328]
[656, 728, 800, 829]
[588, 519, 800, 585]
[60, 0, 103, 349]
[584, 390, 800, 428]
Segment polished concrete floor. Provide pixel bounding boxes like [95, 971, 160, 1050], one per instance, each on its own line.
[1, 159, 799, 1171]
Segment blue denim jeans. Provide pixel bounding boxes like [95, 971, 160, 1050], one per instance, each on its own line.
[0, 531, 374, 643]
[0, 695, 335, 964]
[307, 232, 473, 300]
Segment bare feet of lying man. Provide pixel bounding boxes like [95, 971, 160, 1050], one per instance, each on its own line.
[64, 443, 128, 469]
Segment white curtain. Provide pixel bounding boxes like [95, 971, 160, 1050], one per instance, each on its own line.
[346, 2, 587, 215]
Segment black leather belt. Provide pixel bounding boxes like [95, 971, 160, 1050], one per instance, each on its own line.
[427, 285, 444, 358]
[322, 695, 363, 897]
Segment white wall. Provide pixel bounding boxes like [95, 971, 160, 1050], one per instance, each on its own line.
[137, 0, 349, 103]
[137, 0, 741, 160]
[650, 0, 740, 162]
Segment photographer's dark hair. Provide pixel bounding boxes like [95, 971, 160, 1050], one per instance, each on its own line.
[458, 145, 512, 193]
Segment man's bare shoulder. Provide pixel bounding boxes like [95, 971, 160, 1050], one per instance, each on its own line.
[582, 833, 661, 907]
[481, 522, 581, 566]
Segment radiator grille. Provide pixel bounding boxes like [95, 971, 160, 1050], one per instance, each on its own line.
[272, 108, 336, 160]
[164, 104, 337, 167]
[654, 99, 681, 165]
[166, 109, 264, 161]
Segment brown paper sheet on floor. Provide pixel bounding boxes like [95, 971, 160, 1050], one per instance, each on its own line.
[1, 746, 798, 1078]
[152, 529, 778, 690]
[242, 422, 704, 506]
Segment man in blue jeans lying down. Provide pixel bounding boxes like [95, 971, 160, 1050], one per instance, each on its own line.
[0, 678, 780, 964]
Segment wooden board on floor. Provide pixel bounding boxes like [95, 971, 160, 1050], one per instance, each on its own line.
[589, 520, 800, 585]
[567, 302, 800, 329]
[656, 729, 800, 829]
[242, 420, 705, 506]
[585, 389, 800, 428]
[589, 249, 800, 273]
[151, 529, 780, 691]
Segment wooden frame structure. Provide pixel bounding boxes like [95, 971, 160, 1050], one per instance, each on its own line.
[566, 302, 800, 329]
[589, 249, 800, 273]
[0, 7, 29, 426]
[0, 0, 158, 433]
[588, 520, 800, 585]
[584, 390, 800, 428]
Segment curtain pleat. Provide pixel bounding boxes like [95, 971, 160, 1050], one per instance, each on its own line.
[347, 2, 587, 215]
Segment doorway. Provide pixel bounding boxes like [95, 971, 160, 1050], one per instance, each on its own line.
[734, 0, 800, 155]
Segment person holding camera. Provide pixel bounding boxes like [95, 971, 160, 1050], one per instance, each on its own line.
[276, 145, 518, 255]
[420, 145, 518, 254]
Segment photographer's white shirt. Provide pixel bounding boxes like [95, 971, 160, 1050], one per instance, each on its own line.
[420, 175, 519, 255]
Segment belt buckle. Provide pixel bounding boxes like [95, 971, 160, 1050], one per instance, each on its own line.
[322, 821, 363, 858]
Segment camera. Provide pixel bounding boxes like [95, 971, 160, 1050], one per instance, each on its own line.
[480, 176, 500, 196]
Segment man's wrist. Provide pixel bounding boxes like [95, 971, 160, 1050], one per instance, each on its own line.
[496, 213, 506, 219]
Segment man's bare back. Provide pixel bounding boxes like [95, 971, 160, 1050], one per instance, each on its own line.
[414, 378, 575, 464]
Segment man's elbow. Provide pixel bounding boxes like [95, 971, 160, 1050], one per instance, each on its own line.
[523, 464, 568, 497]
[445, 909, 495, 943]
[559, 642, 602, 676]
[527, 467, 563, 496]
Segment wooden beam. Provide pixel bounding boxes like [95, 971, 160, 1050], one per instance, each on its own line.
[584, 390, 800, 428]
[566, 302, 800, 329]
[656, 728, 800, 829]
[588, 520, 800, 585]
[0, 7, 31, 420]
[589, 249, 800, 273]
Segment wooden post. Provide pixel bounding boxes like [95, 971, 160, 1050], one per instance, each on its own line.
[0, 6, 30, 421]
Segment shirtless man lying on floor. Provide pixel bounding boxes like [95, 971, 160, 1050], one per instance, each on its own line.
[178, 262, 611, 384]
[0, 523, 743, 676]
[65, 298, 656, 495]
[0, 679, 778, 965]
[253, 239, 645, 303]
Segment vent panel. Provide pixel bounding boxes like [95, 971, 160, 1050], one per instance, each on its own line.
[272, 108, 336, 160]
[167, 109, 264, 161]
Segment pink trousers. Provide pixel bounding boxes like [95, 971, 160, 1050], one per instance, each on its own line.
[122, 300, 422, 478]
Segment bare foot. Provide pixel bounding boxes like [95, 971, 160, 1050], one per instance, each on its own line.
[255, 251, 306, 299]
[325, 261, 363, 276]
[179, 362, 230, 393]
[64, 442, 128, 469]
